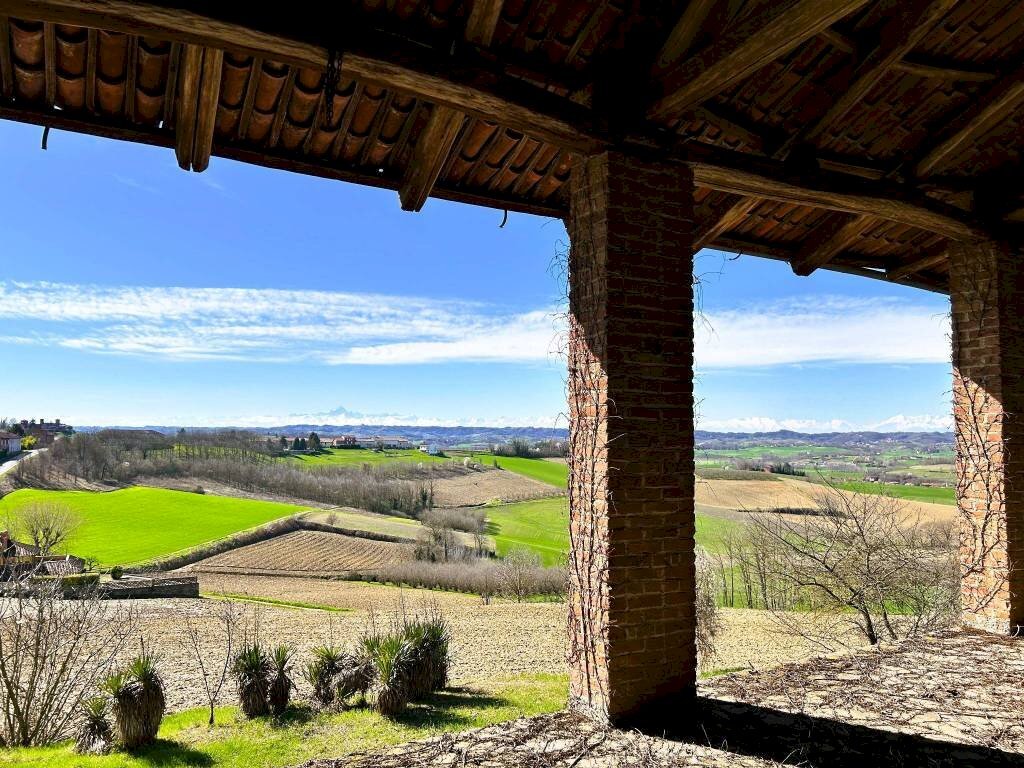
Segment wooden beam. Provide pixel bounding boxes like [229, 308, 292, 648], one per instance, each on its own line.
[191, 46, 223, 171]
[85, 27, 96, 113]
[689, 156, 984, 242]
[43, 21, 55, 106]
[694, 195, 761, 249]
[818, 27, 855, 54]
[648, 0, 869, 121]
[0, 16, 11, 100]
[887, 249, 949, 281]
[710, 234, 948, 293]
[399, 105, 466, 211]
[652, 0, 719, 74]
[0, 0, 600, 152]
[789, 213, 875, 275]
[915, 62, 1024, 177]
[893, 55, 998, 83]
[464, 0, 503, 47]
[173, 43, 203, 170]
[792, 0, 959, 147]
[398, 0, 504, 212]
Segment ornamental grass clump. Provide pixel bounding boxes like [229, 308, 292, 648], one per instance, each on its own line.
[102, 651, 166, 750]
[303, 646, 344, 708]
[232, 643, 272, 718]
[268, 644, 295, 717]
[361, 631, 415, 718]
[74, 697, 113, 756]
[401, 612, 451, 697]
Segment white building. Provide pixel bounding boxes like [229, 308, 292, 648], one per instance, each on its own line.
[0, 432, 21, 456]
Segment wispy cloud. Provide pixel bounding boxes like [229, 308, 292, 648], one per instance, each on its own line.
[111, 174, 159, 194]
[0, 281, 950, 369]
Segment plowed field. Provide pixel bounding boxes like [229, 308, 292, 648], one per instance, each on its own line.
[189, 530, 412, 576]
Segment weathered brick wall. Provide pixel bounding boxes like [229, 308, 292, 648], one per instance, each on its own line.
[566, 150, 696, 725]
[949, 239, 1023, 633]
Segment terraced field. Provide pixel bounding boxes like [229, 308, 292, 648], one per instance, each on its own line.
[189, 530, 413, 576]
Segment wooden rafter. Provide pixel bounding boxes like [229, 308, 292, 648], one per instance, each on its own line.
[648, 0, 869, 121]
[789, 213, 875, 276]
[0, 0, 600, 152]
[887, 249, 948, 281]
[652, 0, 719, 74]
[191, 46, 223, 171]
[400, 106, 465, 211]
[43, 21, 55, 106]
[689, 157, 983, 242]
[173, 43, 203, 170]
[399, 0, 504, 212]
[694, 195, 761, 250]
[85, 27, 97, 113]
[710, 234, 948, 294]
[787, 0, 959, 150]
[893, 55, 997, 83]
[915, 62, 1024, 177]
[0, 16, 11, 100]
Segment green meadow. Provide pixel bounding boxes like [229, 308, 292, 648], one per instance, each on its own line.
[0, 487, 307, 567]
[0, 675, 566, 768]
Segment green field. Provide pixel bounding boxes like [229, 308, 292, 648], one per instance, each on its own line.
[467, 455, 567, 487]
[288, 447, 446, 466]
[0, 487, 307, 567]
[0, 675, 566, 768]
[485, 497, 740, 565]
[829, 481, 956, 505]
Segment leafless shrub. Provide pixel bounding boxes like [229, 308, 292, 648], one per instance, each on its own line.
[4, 501, 80, 555]
[376, 558, 565, 599]
[179, 599, 242, 726]
[694, 547, 721, 666]
[745, 489, 959, 647]
[0, 578, 137, 746]
[419, 508, 486, 535]
[499, 547, 542, 602]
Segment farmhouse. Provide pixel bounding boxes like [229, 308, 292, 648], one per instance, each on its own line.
[0, 431, 21, 456]
[0, 530, 84, 578]
[356, 436, 413, 450]
[2, 0, 1022, 760]
[331, 435, 358, 448]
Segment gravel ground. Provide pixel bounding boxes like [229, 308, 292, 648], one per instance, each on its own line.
[111, 575, 865, 712]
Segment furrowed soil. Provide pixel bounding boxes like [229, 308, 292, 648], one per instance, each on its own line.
[187, 530, 414, 576]
[127, 575, 865, 712]
[430, 470, 563, 507]
[696, 476, 954, 525]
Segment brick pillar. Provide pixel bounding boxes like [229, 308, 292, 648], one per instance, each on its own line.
[566, 150, 696, 726]
[950, 239, 1024, 633]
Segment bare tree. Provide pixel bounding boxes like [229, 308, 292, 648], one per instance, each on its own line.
[6, 501, 80, 555]
[179, 600, 242, 726]
[0, 578, 137, 746]
[746, 489, 958, 648]
[694, 546, 721, 667]
[499, 547, 541, 602]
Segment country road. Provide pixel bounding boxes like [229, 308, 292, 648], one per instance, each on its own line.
[0, 448, 43, 477]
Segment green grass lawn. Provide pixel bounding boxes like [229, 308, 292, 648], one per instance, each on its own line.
[288, 447, 447, 467]
[828, 480, 955, 505]
[0, 487, 308, 567]
[466, 455, 567, 487]
[485, 497, 741, 565]
[0, 675, 567, 768]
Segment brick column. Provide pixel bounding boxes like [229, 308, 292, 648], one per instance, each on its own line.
[566, 150, 696, 726]
[950, 239, 1024, 633]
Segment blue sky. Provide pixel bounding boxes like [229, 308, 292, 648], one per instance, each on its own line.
[0, 120, 952, 431]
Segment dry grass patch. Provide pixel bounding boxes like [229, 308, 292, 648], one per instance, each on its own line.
[430, 471, 562, 507]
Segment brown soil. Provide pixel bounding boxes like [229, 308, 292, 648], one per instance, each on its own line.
[187, 530, 414, 576]
[129, 574, 868, 712]
[431, 470, 563, 507]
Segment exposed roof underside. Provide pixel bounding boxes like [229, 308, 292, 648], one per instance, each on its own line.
[1, 0, 1022, 294]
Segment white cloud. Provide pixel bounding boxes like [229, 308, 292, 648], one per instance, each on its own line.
[697, 414, 952, 433]
[0, 282, 950, 369]
[695, 296, 950, 369]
